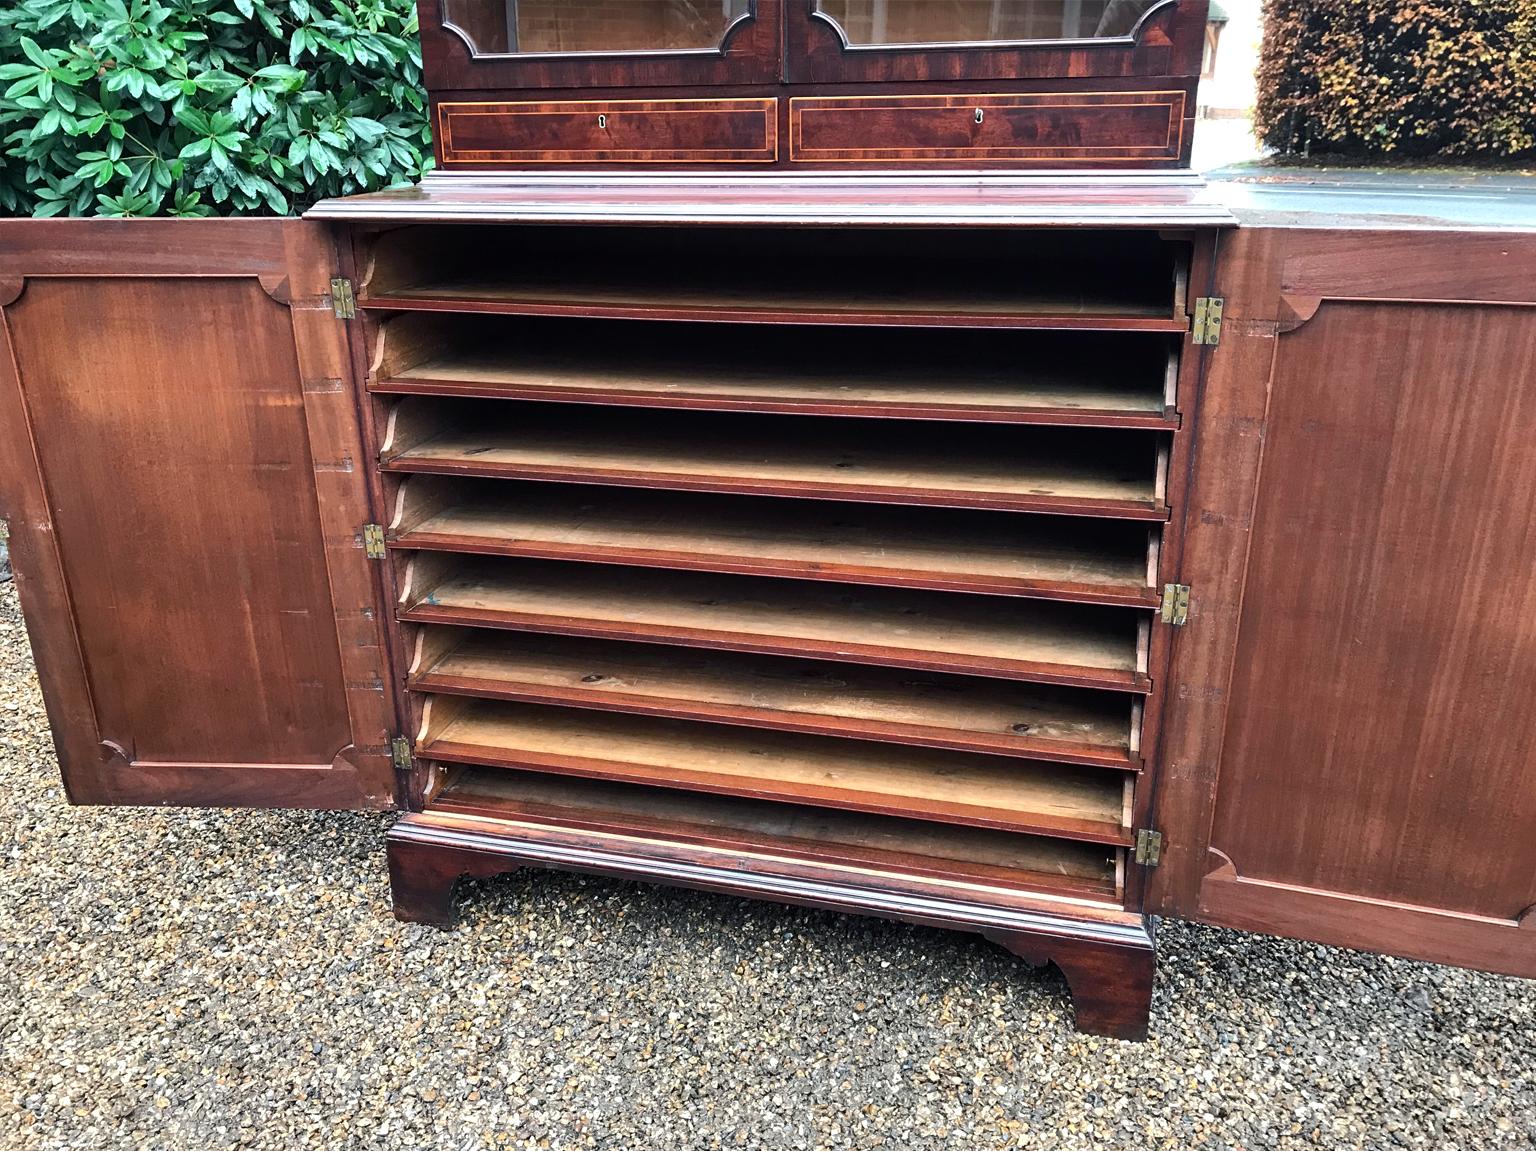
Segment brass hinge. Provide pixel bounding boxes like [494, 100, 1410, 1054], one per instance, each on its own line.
[362, 523, 386, 560]
[1160, 583, 1191, 627]
[1192, 296, 1224, 345]
[391, 736, 414, 772]
[1134, 829, 1164, 867]
[330, 277, 356, 320]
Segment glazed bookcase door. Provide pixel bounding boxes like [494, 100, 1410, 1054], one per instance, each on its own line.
[784, 0, 1207, 84]
[419, 0, 783, 91]
[0, 220, 400, 810]
[1153, 226, 1536, 980]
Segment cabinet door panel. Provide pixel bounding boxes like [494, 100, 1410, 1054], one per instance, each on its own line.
[786, 0, 1206, 85]
[1155, 228, 1536, 978]
[420, 0, 781, 92]
[0, 220, 398, 809]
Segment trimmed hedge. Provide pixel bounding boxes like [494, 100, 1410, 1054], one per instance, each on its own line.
[0, 0, 431, 217]
[1257, 0, 1536, 161]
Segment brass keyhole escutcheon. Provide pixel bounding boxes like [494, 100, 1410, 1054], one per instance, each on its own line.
[974, 107, 984, 124]
[597, 113, 607, 129]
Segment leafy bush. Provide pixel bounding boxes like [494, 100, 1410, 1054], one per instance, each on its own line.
[0, 0, 431, 217]
[1257, 0, 1536, 161]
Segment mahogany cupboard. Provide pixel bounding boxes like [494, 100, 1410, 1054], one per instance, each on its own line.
[3, 180, 1535, 1040]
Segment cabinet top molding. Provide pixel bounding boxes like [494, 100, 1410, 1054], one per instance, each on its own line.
[310, 169, 1536, 234]
[309, 170, 1238, 228]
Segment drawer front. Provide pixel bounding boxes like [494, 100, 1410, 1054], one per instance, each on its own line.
[789, 92, 1187, 165]
[437, 98, 778, 166]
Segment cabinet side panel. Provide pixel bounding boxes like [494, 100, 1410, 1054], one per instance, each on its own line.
[8, 276, 351, 765]
[1160, 227, 1536, 977]
[0, 219, 397, 809]
[1210, 299, 1536, 923]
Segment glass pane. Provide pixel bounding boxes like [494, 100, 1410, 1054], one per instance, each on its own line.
[817, 0, 1161, 46]
[442, 0, 752, 56]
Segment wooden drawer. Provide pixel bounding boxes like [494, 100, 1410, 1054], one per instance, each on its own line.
[437, 98, 778, 166]
[789, 92, 1188, 165]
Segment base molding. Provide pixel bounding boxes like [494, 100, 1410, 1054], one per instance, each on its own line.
[386, 810, 1156, 1039]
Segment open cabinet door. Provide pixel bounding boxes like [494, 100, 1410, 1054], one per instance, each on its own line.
[0, 220, 399, 809]
[1152, 225, 1536, 976]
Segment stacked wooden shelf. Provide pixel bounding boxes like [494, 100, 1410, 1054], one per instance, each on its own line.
[379, 403, 1170, 518]
[361, 225, 1191, 331]
[388, 482, 1161, 606]
[371, 316, 1181, 428]
[363, 223, 1190, 915]
[417, 698, 1132, 844]
[407, 630, 1141, 767]
[431, 771, 1125, 905]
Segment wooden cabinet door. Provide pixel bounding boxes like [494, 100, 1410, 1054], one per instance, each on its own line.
[419, 0, 782, 92]
[1151, 226, 1536, 977]
[784, 0, 1207, 86]
[0, 220, 399, 810]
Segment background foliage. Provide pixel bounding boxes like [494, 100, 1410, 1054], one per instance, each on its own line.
[0, 0, 430, 217]
[1258, 0, 1536, 161]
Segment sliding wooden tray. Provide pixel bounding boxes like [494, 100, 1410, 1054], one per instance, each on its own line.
[397, 557, 1152, 691]
[361, 225, 1189, 331]
[409, 629, 1142, 768]
[416, 699, 1134, 845]
[380, 402, 1171, 520]
[388, 480, 1161, 607]
[370, 315, 1181, 428]
[429, 768, 1125, 903]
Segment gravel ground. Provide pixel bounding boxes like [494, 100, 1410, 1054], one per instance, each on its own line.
[0, 580, 1533, 1151]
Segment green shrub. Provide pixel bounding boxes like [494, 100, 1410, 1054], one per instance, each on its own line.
[1257, 0, 1536, 161]
[0, 0, 431, 217]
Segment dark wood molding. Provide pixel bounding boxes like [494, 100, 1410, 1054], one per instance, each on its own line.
[256, 272, 292, 304]
[0, 277, 24, 307]
[387, 809, 1156, 1038]
[308, 172, 1237, 228]
[1276, 292, 1320, 332]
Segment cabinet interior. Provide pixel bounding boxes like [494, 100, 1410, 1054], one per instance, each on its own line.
[364, 220, 1190, 913]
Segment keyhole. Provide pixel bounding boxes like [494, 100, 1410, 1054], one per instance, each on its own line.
[597, 113, 607, 129]
[974, 108, 984, 124]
